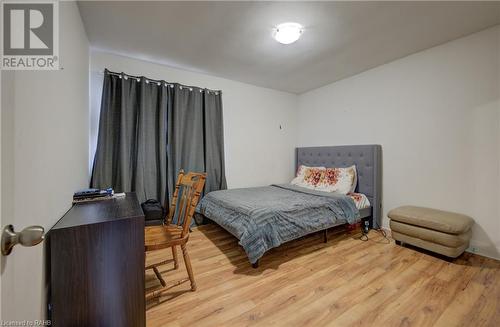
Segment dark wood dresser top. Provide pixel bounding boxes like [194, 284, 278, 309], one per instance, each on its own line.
[52, 193, 144, 230]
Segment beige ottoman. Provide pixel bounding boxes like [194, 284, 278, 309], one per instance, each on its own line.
[388, 206, 474, 258]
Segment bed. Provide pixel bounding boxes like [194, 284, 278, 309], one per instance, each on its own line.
[197, 145, 382, 267]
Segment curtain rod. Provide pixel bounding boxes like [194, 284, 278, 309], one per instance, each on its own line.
[102, 69, 222, 94]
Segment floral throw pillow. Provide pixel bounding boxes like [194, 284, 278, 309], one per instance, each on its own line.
[291, 165, 325, 190]
[316, 165, 357, 194]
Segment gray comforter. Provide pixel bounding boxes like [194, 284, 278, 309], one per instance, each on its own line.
[197, 184, 359, 264]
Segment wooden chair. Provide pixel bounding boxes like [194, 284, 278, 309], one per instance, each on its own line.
[144, 170, 206, 300]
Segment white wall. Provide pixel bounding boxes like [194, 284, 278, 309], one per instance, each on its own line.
[90, 51, 298, 188]
[0, 2, 89, 320]
[297, 26, 500, 259]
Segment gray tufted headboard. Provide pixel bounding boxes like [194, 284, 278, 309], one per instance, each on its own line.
[296, 145, 382, 228]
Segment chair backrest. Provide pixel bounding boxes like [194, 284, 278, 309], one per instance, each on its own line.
[165, 170, 206, 237]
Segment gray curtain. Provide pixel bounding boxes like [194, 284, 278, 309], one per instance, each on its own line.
[168, 85, 227, 197]
[91, 69, 227, 206]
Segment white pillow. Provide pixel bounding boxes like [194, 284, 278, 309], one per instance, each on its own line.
[315, 165, 357, 195]
[350, 165, 358, 193]
[349, 192, 371, 209]
[291, 165, 325, 190]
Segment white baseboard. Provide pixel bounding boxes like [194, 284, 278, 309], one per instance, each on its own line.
[466, 240, 500, 261]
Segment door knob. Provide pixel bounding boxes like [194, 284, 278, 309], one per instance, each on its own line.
[1, 224, 45, 256]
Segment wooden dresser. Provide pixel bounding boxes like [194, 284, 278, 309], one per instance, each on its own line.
[46, 193, 145, 327]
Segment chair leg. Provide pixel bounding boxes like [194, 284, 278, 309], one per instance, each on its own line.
[181, 244, 196, 291]
[172, 246, 179, 269]
[152, 266, 167, 287]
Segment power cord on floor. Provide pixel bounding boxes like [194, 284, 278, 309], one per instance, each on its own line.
[359, 232, 369, 242]
[358, 220, 391, 244]
[373, 228, 391, 244]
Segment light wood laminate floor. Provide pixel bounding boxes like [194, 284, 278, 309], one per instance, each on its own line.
[146, 224, 500, 327]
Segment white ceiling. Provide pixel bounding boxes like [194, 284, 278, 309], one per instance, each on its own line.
[78, 1, 500, 94]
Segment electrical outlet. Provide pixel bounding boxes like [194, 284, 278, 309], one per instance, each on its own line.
[466, 246, 479, 254]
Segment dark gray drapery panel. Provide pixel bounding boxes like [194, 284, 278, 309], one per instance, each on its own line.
[203, 91, 227, 193]
[91, 70, 171, 205]
[91, 69, 227, 206]
[167, 85, 227, 197]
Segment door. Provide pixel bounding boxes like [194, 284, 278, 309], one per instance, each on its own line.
[0, 1, 90, 323]
[1, 44, 89, 327]
[1, 70, 51, 323]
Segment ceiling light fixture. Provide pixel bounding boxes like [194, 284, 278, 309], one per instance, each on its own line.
[273, 22, 303, 45]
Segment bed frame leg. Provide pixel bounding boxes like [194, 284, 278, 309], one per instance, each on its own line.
[323, 229, 328, 243]
[252, 260, 259, 269]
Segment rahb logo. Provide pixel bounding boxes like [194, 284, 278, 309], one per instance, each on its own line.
[1, 0, 59, 70]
